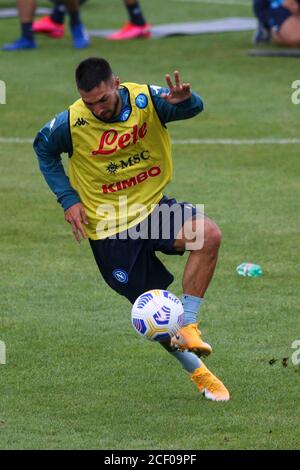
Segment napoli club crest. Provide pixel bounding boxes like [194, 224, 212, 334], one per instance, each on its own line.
[112, 269, 129, 284]
[135, 94, 148, 109]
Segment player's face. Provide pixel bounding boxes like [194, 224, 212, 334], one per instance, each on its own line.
[79, 77, 121, 121]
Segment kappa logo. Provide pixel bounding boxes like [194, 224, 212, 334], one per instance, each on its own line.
[74, 117, 89, 127]
[106, 150, 150, 175]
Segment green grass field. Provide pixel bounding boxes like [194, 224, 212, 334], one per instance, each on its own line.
[0, 0, 300, 450]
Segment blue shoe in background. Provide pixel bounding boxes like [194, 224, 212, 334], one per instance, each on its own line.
[70, 23, 90, 49]
[253, 21, 271, 44]
[2, 37, 37, 51]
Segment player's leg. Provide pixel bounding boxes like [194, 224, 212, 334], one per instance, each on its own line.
[89, 235, 229, 401]
[252, 0, 271, 44]
[63, 0, 90, 48]
[156, 208, 229, 400]
[253, 1, 299, 47]
[175, 217, 221, 298]
[272, 15, 300, 47]
[33, 1, 66, 39]
[89, 236, 173, 304]
[107, 0, 151, 40]
[171, 216, 221, 356]
[160, 343, 230, 402]
[2, 0, 37, 51]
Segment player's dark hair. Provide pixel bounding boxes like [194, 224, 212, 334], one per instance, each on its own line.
[75, 57, 113, 91]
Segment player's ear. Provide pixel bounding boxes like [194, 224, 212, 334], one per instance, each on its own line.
[113, 76, 120, 88]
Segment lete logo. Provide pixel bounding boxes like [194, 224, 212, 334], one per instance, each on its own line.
[92, 122, 147, 156]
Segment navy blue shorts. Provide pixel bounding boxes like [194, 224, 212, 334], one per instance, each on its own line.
[89, 196, 199, 304]
[253, 1, 292, 32]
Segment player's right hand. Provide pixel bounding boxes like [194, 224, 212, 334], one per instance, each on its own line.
[64, 202, 89, 243]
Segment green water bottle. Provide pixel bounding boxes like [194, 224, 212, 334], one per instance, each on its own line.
[236, 263, 263, 277]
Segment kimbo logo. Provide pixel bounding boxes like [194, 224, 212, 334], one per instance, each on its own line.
[0, 80, 6, 104]
[0, 341, 6, 364]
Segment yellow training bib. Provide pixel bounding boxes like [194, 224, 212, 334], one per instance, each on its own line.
[69, 83, 172, 239]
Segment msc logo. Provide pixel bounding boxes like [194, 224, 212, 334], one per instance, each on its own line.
[112, 269, 128, 284]
[74, 118, 89, 127]
[102, 165, 161, 194]
[106, 150, 150, 175]
[92, 122, 147, 156]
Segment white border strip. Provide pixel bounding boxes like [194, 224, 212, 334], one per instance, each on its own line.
[1, 137, 300, 145]
[173, 138, 300, 145]
[172, 0, 251, 6]
[0, 137, 34, 144]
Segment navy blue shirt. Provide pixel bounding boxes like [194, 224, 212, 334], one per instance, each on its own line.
[34, 85, 204, 211]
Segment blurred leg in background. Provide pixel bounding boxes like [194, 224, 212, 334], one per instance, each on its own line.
[107, 0, 151, 40]
[253, 0, 300, 47]
[33, 0, 88, 40]
[2, 0, 89, 50]
[2, 0, 37, 50]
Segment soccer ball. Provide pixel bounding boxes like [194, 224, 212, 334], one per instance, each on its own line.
[131, 289, 184, 342]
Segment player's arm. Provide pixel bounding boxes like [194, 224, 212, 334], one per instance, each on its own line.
[33, 111, 88, 243]
[149, 71, 204, 124]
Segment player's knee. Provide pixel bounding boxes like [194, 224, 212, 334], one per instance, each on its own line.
[287, 37, 300, 47]
[204, 219, 222, 251]
[275, 34, 300, 46]
[274, 27, 300, 47]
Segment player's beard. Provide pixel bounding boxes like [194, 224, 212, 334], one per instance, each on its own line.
[99, 94, 121, 122]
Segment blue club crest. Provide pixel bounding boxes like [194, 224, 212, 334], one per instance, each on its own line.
[112, 269, 129, 284]
[120, 108, 131, 121]
[135, 93, 148, 109]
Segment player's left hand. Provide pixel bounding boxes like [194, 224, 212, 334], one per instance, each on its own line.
[160, 71, 192, 105]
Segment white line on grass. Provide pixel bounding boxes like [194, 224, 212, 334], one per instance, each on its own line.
[1, 137, 300, 145]
[0, 137, 34, 144]
[173, 138, 300, 145]
[172, 0, 251, 6]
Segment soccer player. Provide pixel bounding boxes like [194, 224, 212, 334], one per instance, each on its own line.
[32, 1, 150, 41]
[2, 0, 89, 51]
[253, 0, 300, 46]
[34, 57, 230, 402]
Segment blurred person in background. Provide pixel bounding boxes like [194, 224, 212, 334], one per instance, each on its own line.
[253, 0, 300, 46]
[2, 0, 89, 51]
[33, 0, 150, 41]
[107, 0, 151, 40]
